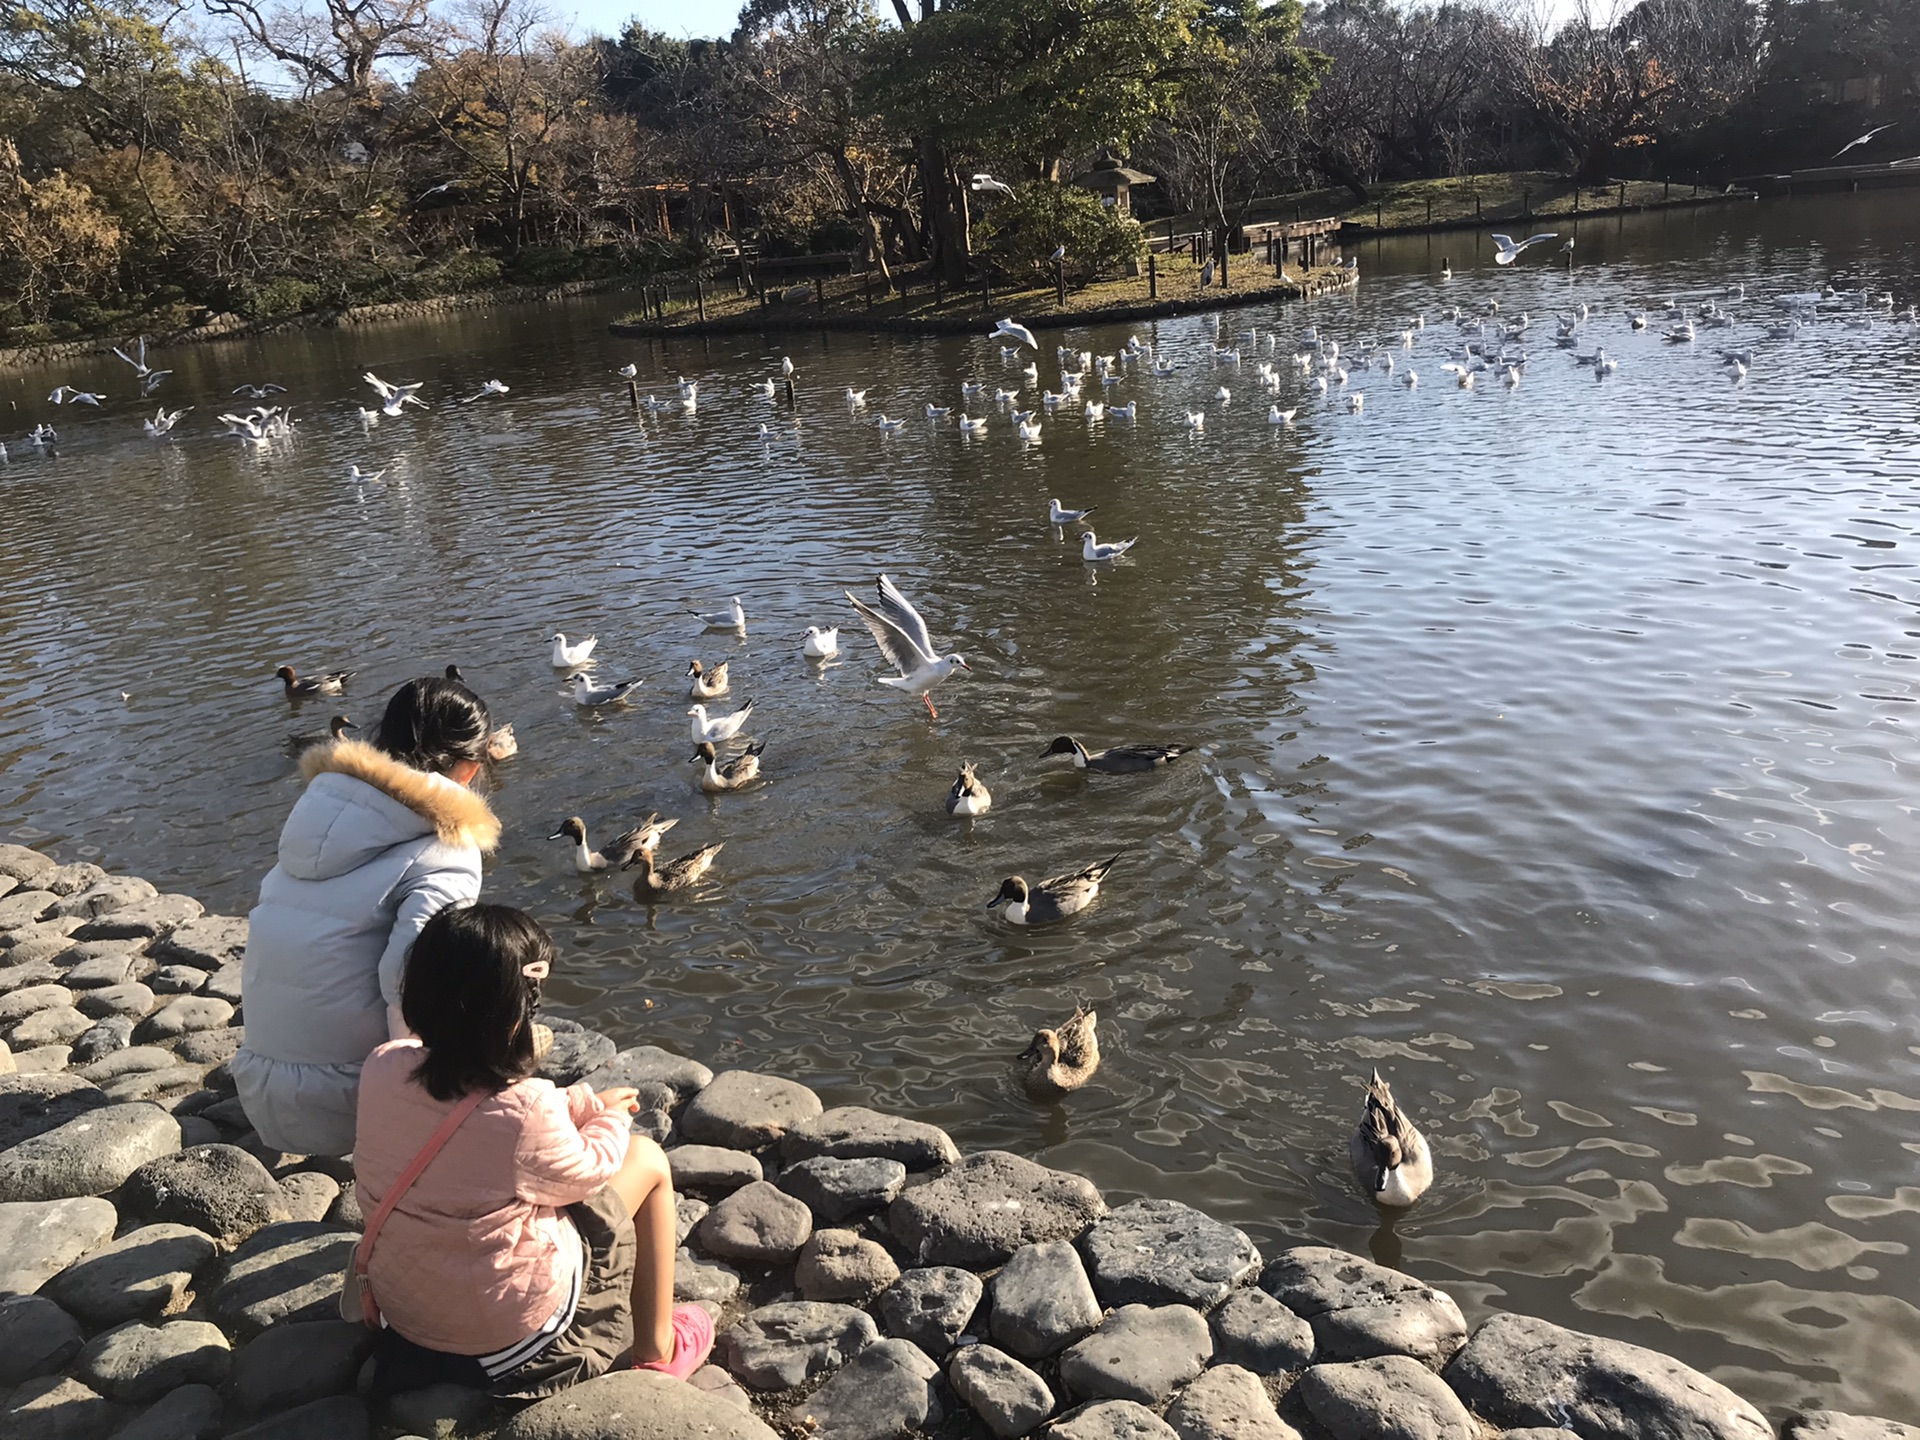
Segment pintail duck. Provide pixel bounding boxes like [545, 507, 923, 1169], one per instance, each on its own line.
[987, 852, 1119, 925]
[1042, 735, 1189, 773]
[687, 660, 730, 699]
[945, 762, 991, 817]
[285, 714, 357, 757]
[1019, 1005, 1099, 1099]
[691, 740, 764, 793]
[628, 835, 724, 895]
[275, 665, 353, 697]
[548, 814, 677, 873]
[1350, 1069, 1434, 1207]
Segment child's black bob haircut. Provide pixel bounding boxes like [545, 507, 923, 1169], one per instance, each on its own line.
[403, 904, 549, 1101]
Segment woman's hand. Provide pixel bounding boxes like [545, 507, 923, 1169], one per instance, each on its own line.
[594, 1087, 641, 1115]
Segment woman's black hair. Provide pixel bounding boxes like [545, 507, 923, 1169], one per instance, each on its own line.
[403, 904, 549, 1101]
[373, 676, 490, 774]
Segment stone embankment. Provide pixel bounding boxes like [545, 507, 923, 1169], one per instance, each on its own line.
[0, 842, 1910, 1440]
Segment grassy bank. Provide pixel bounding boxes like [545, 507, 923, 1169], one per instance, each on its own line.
[611, 255, 1354, 338]
[1312, 171, 1743, 234]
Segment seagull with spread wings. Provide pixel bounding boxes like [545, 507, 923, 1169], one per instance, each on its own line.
[845, 574, 970, 717]
[1834, 123, 1896, 159]
[1490, 232, 1558, 265]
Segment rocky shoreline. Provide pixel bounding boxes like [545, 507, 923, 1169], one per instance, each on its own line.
[0, 843, 1908, 1440]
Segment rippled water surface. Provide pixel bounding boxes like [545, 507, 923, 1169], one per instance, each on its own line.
[5, 194, 1920, 1415]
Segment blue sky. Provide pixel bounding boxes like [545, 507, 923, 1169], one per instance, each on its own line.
[562, 0, 744, 39]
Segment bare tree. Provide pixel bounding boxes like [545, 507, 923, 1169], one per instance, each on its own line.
[203, 0, 441, 98]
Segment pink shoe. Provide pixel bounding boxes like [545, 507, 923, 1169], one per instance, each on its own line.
[636, 1304, 715, 1381]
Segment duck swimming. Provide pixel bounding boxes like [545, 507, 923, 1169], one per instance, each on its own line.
[687, 659, 730, 699]
[945, 762, 991, 817]
[987, 853, 1120, 925]
[275, 665, 353, 697]
[549, 814, 677, 873]
[1041, 736, 1190, 773]
[1349, 1069, 1433, 1207]
[627, 836, 724, 895]
[691, 740, 764, 793]
[285, 715, 356, 757]
[485, 723, 518, 761]
[1019, 1005, 1099, 1099]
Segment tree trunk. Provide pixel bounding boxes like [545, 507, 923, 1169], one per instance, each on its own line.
[831, 149, 892, 287]
[917, 136, 970, 284]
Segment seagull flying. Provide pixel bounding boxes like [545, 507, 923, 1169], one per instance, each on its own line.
[1834, 123, 1896, 160]
[970, 173, 1015, 196]
[845, 573, 970, 717]
[1490, 233, 1558, 266]
[989, 318, 1039, 352]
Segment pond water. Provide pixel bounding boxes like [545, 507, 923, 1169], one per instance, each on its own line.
[3, 192, 1919, 1417]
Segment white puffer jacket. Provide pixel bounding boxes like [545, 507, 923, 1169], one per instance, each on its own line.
[231, 739, 501, 1156]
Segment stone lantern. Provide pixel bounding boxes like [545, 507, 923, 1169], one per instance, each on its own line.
[1070, 150, 1156, 217]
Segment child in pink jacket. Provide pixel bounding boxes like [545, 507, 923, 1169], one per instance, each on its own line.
[353, 904, 711, 1397]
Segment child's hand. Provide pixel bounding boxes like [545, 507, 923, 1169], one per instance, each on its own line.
[594, 1087, 641, 1115]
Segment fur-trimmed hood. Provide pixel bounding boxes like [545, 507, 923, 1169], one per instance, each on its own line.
[288, 738, 501, 879]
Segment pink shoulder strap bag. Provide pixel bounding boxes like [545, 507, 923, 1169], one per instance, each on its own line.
[340, 1090, 487, 1328]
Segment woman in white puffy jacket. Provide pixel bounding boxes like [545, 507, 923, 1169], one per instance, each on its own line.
[232, 675, 501, 1156]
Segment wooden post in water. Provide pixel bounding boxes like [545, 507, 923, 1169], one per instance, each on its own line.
[695, 279, 705, 323]
[1219, 238, 1228, 289]
[1054, 257, 1065, 308]
[1426, 196, 1433, 226]
[980, 273, 990, 313]
[933, 270, 942, 309]
[1573, 186, 1580, 213]
[1522, 188, 1530, 218]
[1618, 181, 1626, 210]
[863, 266, 872, 307]
[1475, 192, 1482, 219]
[814, 274, 825, 307]
[1375, 201, 1383, 230]
[1148, 252, 1158, 299]
[627, 379, 639, 409]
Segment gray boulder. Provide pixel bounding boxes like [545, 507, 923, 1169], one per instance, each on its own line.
[697, 1179, 812, 1263]
[1058, 1304, 1212, 1405]
[1443, 1312, 1772, 1440]
[122, 1145, 291, 1243]
[674, 1247, 742, 1304]
[208, 1222, 357, 1338]
[1080, 1199, 1261, 1309]
[74, 1047, 177, 1084]
[779, 1154, 908, 1222]
[580, 1044, 713, 1102]
[224, 1396, 369, 1440]
[1297, 1356, 1474, 1440]
[151, 916, 248, 971]
[1164, 1364, 1300, 1440]
[53, 875, 155, 918]
[278, 1171, 341, 1223]
[70, 1016, 137, 1066]
[173, 1027, 243, 1066]
[1044, 1400, 1180, 1440]
[888, 1150, 1106, 1268]
[71, 895, 203, 943]
[495, 1368, 776, 1439]
[952, 1344, 1056, 1439]
[780, 1105, 961, 1170]
[2, 1373, 130, 1440]
[201, 962, 244, 1005]
[1785, 1414, 1920, 1440]
[0, 982, 72, 1023]
[42, 1222, 218, 1326]
[720, 1300, 878, 1390]
[680, 1069, 822, 1147]
[1210, 1288, 1314, 1374]
[796, 1227, 901, 1304]
[876, 1266, 984, 1356]
[102, 1065, 208, 1103]
[1260, 1247, 1467, 1367]
[77, 983, 156, 1019]
[8, 1004, 93, 1049]
[42, 863, 109, 898]
[74, 1319, 231, 1404]
[787, 1337, 941, 1440]
[665, 1143, 762, 1194]
[0, 1195, 117, 1295]
[0, 844, 57, 886]
[61, 951, 145, 989]
[0, 889, 56, 928]
[532, 1017, 616, 1086]
[148, 966, 207, 996]
[228, 1320, 378, 1417]
[0, 1100, 179, 1202]
[991, 1240, 1104, 1359]
[0, 1294, 85, 1384]
[108, 1381, 223, 1440]
[0, 1071, 110, 1149]
[133, 997, 234, 1043]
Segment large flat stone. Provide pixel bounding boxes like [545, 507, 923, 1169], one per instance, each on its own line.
[1044, 1400, 1179, 1440]
[0, 1293, 85, 1385]
[173, 1027, 243, 1066]
[1298, 1356, 1474, 1440]
[1260, 1247, 1466, 1367]
[495, 1368, 776, 1439]
[890, 1150, 1107, 1268]
[0, 845, 58, 886]
[1058, 1304, 1212, 1406]
[580, 1044, 713, 1102]
[61, 951, 145, 990]
[720, 1300, 878, 1390]
[877, 1265, 983, 1356]
[133, 997, 233, 1043]
[1165, 1364, 1300, 1440]
[787, 1337, 940, 1440]
[77, 983, 156, 1019]
[796, 1227, 900, 1304]
[75, 1047, 179, 1083]
[151, 917, 248, 972]
[1081, 1198, 1261, 1310]
[109, 1383, 223, 1440]
[697, 1179, 812, 1263]
[991, 1240, 1104, 1359]
[780, 1105, 960, 1170]
[666, 1143, 762, 1195]
[780, 1154, 908, 1222]
[208, 1221, 357, 1338]
[0, 959, 65, 993]
[952, 1344, 1056, 1439]
[0, 1072, 109, 1149]
[1211, 1288, 1315, 1374]
[13, 1043, 73, 1073]
[0, 1101, 180, 1202]
[53, 876, 156, 919]
[1785, 1414, 1920, 1440]
[75, 1318, 231, 1404]
[71, 896, 204, 943]
[71, 1018, 137, 1067]
[7, 1005, 93, 1049]
[0, 983, 73, 1024]
[0, 1196, 118, 1296]
[228, 1319, 376, 1417]
[0, 889, 57, 928]
[122, 1145, 290, 1243]
[674, 1246, 743, 1304]
[1443, 1312, 1772, 1440]
[1, 1373, 130, 1440]
[532, 1017, 616, 1086]
[42, 1222, 218, 1326]
[224, 1396, 369, 1440]
[680, 1069, 822, 1148]
[102, 1065, 209, 1103]
[42, 863, 109, 898]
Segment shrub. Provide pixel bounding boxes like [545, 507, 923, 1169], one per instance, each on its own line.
[972, 182, 1142, 285]
[233, 277, 322, 319]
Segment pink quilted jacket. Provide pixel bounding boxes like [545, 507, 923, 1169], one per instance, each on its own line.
[352, 1039, 630, 1354]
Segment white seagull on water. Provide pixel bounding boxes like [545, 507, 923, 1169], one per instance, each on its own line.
[1081, 532, 1136, 562]
[689, 700, 754, 744]
[692, 597, 746, 633]
[846, 573, 970, 717]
